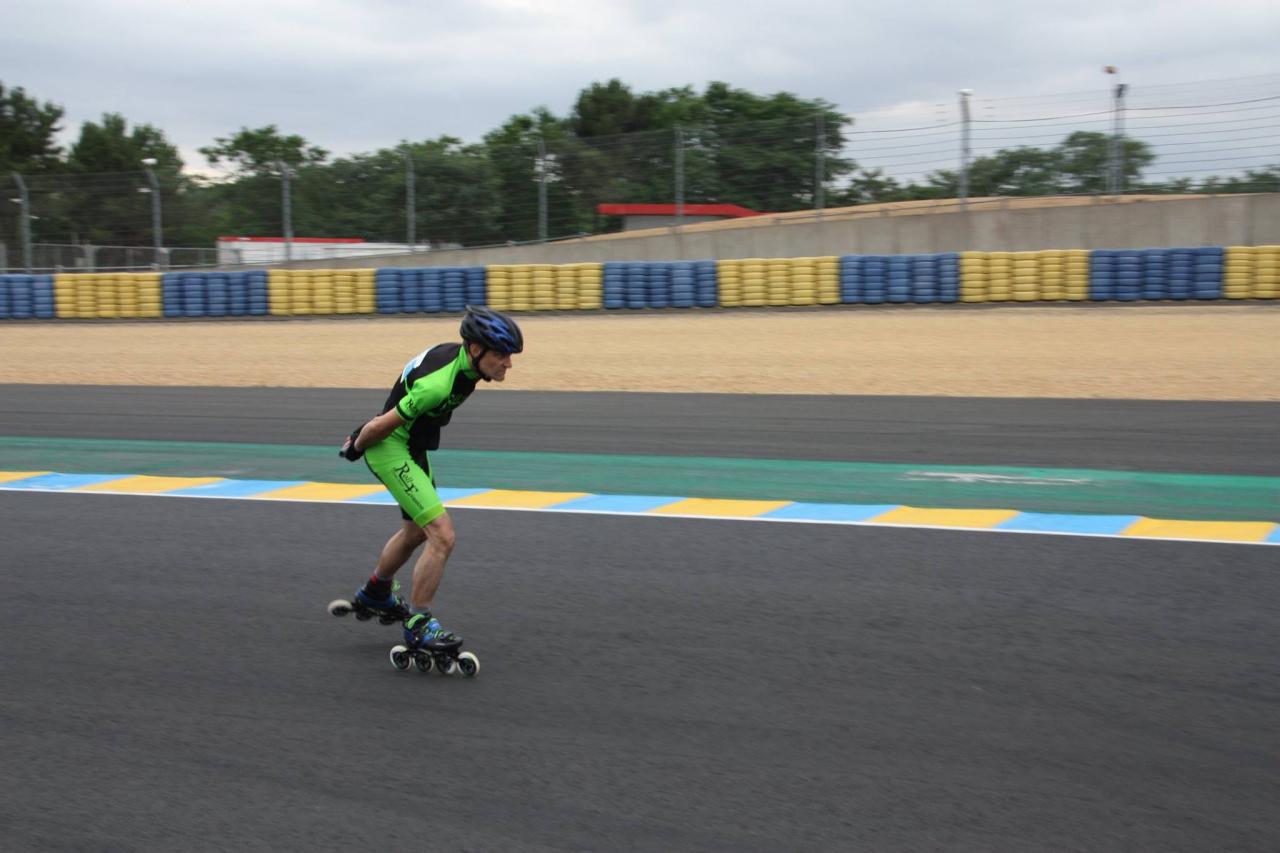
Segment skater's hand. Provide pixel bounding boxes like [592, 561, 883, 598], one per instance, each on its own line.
[339, 424, 366, 461]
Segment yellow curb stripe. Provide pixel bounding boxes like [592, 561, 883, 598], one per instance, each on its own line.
[446, 489, 591, 509]
[1121, 518, 1276, 543]
[0, 471, 49, 484]
[869, 506, 1021, 528]
[77, 475, 226, 494]
[256, 482, 389, 501]
[650, 498, 793, 517]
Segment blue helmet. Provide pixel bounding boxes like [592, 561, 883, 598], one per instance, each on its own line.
[460, 305, 523, 354]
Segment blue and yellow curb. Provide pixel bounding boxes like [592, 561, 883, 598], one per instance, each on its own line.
[1, 471, 1276, 546]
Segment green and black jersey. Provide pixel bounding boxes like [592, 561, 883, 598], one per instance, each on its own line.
[380, 342, 480, 459]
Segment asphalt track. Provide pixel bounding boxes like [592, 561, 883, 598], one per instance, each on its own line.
[3, 384, 1278, 474]
[2, 387, 1278, 850]
[1, 491, 1277, 851]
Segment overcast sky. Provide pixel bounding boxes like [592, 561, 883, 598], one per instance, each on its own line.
[4, 0, 1278, 176]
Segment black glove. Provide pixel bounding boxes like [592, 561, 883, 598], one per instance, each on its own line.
[339, 424, 366, 461]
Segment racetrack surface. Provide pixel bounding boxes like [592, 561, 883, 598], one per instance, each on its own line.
[1, 492, 1277, 851]
[3, 385, 1279, 474]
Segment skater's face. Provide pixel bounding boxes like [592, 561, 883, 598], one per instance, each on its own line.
[470, 343, 514, 382]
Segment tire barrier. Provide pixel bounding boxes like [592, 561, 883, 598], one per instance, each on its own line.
[0, 274, 56, 319]
[6, 245, 1273, 323]
[1225, 245, 1280, 299]
[961, 251, 1088, 302]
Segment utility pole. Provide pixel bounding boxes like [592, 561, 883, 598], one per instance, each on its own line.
[404, 146, 416, 250]
[141, 158, 164, 269]
[278, 160, 293, 262]
[537, 136, 548, 243]
[814, 113, 826, 211]
[958, 89, 973, 206]
[1104, 66, 1127, 194]
[675, 125, 685, 226]
[11, 172, 32, 272]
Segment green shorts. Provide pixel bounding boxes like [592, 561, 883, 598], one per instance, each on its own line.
[364, 439, 445, 527]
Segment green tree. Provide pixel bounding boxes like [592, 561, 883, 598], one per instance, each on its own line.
[197, 126, 328, 239]
[0, 82, 64, 174]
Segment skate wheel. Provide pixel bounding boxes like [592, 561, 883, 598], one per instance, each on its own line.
[413, 653, 433, 674]
[355, 610, 373, 621]
[456, 651, 479, 678]
[327, 599, 353, 617]
[389, 644, 411, 671]
[437, 657, 458, 676]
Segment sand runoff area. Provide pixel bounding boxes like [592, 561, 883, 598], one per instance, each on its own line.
[1, 304, 1277, 400]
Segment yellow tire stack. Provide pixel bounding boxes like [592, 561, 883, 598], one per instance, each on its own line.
[1253, 246, 1279, 298]
[717, 260, 743, 307]
[268, 270, 291, 315]
[788, 258, 818, 306]
[355, 269, 376, 313]
[135, 273, 162, 317]
[333, 270, 358, 314]
[1064, 250, 1090, 300]
[765, 259, 790, 306]
[1037, 251, 1065, 301]
[528, 264, 553, 310]
[576, 264, 603, 310]
[73, 274, 98, 318]
[115, 273, 139, 318]
[509, 265, 533, 311]
[959, 251, 988, 302]
[313, 270, 335, 315]
[1011, 252, 1039, 301]
[741, 259, 767, 307]
[816, 257, 839, 305]
[486, 266, 512, 310]
[1224, 247, 1254, 299]
[986, 252, 1012, 301]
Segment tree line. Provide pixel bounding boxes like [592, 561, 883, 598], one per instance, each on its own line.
[2, 78, 1276, 250]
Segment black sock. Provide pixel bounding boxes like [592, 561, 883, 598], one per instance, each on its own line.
[363, 573, 392, 597]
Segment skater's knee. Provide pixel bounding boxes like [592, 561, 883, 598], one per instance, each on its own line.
[401, 521, 428, 547]
[423, 514, 456, 553]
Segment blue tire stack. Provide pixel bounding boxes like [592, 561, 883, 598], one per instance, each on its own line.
[163, 273, 183, 317]
[1089, 251, 1116, 301]
[1141, 249, 1168, 301]
[1193, 248, 1223, 299]
[603, 263, 626, 309]
[1114, 250, 1142, 301]
[887, 255, 911, 303]
[0, 276, 14, 319]
[862, 256, 887, 304]
[2, 274, 52, 319]
[441, 268, 466, 312]
[670, 262, 695, 308]
[247, 271, 269, 315]
[376, 269, 402, 314]
[400, 270, 422, 314]
[648, 262, 671, 309]
[227, 272, 249, 316]
[182, 273, 206, 317]
[839, 255, 861, 303]
[911, 255, 938, 304]
[1167, 249, 1195, 300]
[625, 263, 647, 309]
[938, 253, 960, 303]
[694, 261, 717, 307]
[464, 267, 486, 307]
[206, 272, 229, 317]
[421, 268, 444, 313]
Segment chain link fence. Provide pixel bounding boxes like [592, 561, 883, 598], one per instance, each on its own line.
[3, 72, 1278, 272]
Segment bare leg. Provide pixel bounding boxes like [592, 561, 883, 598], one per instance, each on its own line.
[373, 518, 427, 580]
[408, 512, 457, 611]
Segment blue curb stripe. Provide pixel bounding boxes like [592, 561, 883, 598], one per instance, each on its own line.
[166, 479, 308, 497]
[1268, 527, 1280, 544]
[438, 487, 491, 501]
[347, 490, 399, 504]
[996, 513, 1144, 535]
[763, 502, 903, 522]
[3, 473, 128, 490]
[552, 494, 686, 513]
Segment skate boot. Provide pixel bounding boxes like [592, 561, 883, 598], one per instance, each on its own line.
[327, 581, 410, 625]
[390, 611, 479, 677]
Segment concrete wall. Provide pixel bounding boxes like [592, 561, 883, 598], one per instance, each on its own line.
[270, 194, 1280, 270]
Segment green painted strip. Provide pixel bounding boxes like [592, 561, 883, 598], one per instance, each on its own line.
[0, 435, 1276, 522]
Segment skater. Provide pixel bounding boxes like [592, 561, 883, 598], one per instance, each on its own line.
[335, 305, 523, 656]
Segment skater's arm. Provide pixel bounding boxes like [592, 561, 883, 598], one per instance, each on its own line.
[354, 409, 405, 451]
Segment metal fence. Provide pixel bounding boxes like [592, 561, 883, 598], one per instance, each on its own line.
[3, 71, 1278, 272]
